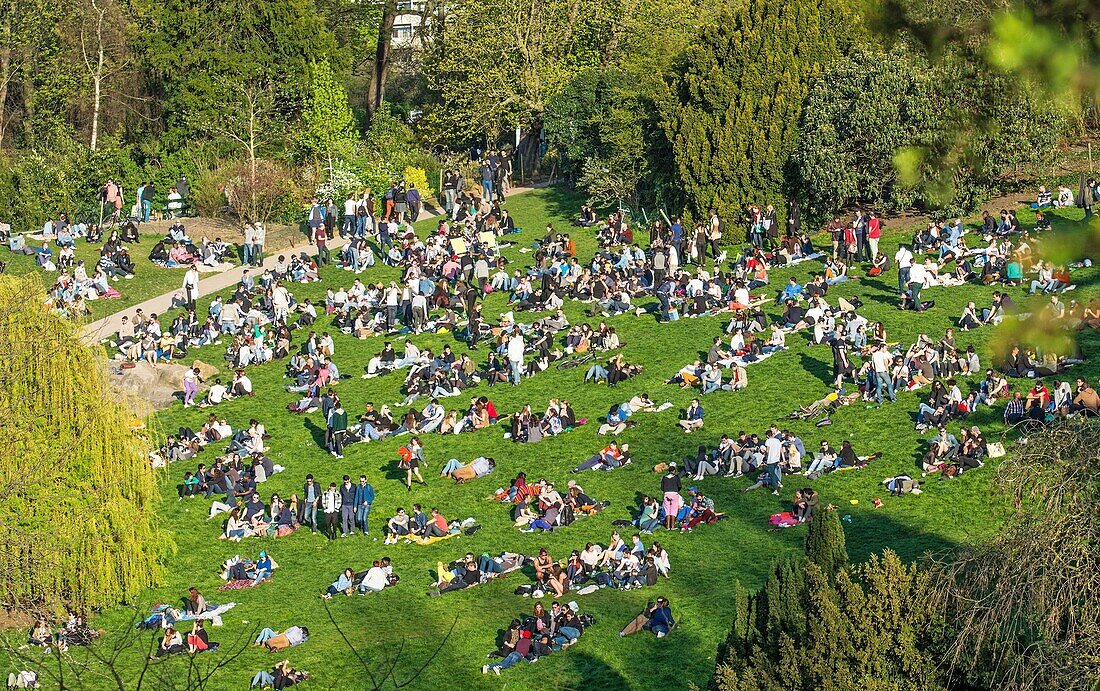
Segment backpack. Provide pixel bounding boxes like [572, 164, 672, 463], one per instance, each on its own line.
[559, 505, 576, 526]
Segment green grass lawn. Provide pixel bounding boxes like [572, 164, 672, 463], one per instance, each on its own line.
[3, 233, 189, 321]
[9, 187, 1100, 690]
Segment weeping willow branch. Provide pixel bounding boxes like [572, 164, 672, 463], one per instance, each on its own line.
[0, 274, 171, 615]
[927, 420, 1100, 690]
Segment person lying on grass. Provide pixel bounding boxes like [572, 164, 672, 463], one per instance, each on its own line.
[427, 552, 525, 596]
[249, 659, 310, 689]
[482, 602, 591, 675]
[254, 626, 309, 652]
[571, 441, 631, 472]
[439, 456, 495, 483]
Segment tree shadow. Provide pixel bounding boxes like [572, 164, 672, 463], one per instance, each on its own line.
[798, 352, 833, 386]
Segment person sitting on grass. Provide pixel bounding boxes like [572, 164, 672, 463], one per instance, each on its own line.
[620, 596, 676, 638]
[358, 557, 396, 593]
[680, 488, 724, 531]
[150, 627, 184, 659]
[322, 568, 356, 599]
[678, 399, 704, 433]
[382, 508, 411, 545]
[186, 620, 218, 654]
[254, 626, 309, 652]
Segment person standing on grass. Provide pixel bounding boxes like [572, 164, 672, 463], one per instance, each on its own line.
[507, 332, 524, 386]
[182, 366, 200, 407]
[764, 428, 783, 496]
[660, 464, 682, 531]
[894, 244, 913, 294]
[871, 342, 896, 403]
[321, 482, 342, 540]
[301, 474, 319, 534]
[182, 262, 200, 311]
[355, 475, 375, 535]
[339, 475, 356, 537]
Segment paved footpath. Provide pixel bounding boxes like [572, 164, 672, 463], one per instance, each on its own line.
[82, 185, 540, 343]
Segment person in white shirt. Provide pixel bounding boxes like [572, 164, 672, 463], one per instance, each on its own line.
[358, 558, 393, 593]
[871, 343, 896, 403]
[907, 262, 928, 312]
[894, 245, 913, 293]
[507, 333, 525, 385]
[183, 264, 200, 310]
[204, 379, 227, 406]
[763, 431, 784, 495]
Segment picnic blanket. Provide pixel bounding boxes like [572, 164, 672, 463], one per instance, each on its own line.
[178, 602, 237, 627]
[404, 531, 462, 546]
[769, 512, 799, 528]
[218, 578, 265, 591]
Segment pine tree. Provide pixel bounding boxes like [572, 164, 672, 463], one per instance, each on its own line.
[804, 509, 848, 581]
[661, 0, 856, 235]
[0, 275, 168, 612]
[710, 512, 944, 691]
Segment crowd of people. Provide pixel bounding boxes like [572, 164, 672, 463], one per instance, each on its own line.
[21, 171, 1098, 685]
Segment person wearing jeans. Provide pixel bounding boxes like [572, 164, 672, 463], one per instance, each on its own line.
[354, 476, 374, 534]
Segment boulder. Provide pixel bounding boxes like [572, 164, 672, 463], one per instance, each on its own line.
[108, 360, 193, 411]
[191, 359, 220, 381]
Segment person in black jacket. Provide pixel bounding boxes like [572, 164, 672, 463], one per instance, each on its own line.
[786, 199, 800, 238]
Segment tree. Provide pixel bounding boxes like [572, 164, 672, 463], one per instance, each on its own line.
[127, 0, 340, 146]
[77, 0, 127, 151]
[193, 77, 284, 222]
[544, 67, 651, 207]
[803, 510, 848, 581]
[365, 0, 396, 129]
[929, 422, 1100, 690]
[661, 0, 857, 230]
[0, 275, 167, 613]
[711, 511, 944, 691]
[421, 0, 604, 148]
[299, 60, 359, 188]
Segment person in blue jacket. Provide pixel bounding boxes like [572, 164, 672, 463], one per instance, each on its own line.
[354, 475, 375, 535]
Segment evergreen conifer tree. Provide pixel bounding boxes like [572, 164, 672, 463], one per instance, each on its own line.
[661, 0, 856, 235]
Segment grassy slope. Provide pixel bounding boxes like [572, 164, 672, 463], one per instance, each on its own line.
[11, 188, 1100, 690]
[4, 233, 189, 320]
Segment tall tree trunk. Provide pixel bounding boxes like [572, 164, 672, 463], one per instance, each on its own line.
[90, 74, 101, 150]
[0, 43, 10, 148]
[365, 0, 396, 128]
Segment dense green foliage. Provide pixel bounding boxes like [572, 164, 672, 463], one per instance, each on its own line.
[712, 512, 945, 691]
[0, 275, 167, 612]
[660, 0, 856, 231]
[793, 47, 1066, 222]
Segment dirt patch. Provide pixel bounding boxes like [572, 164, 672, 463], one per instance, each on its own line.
[140, 217, 307, 253]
